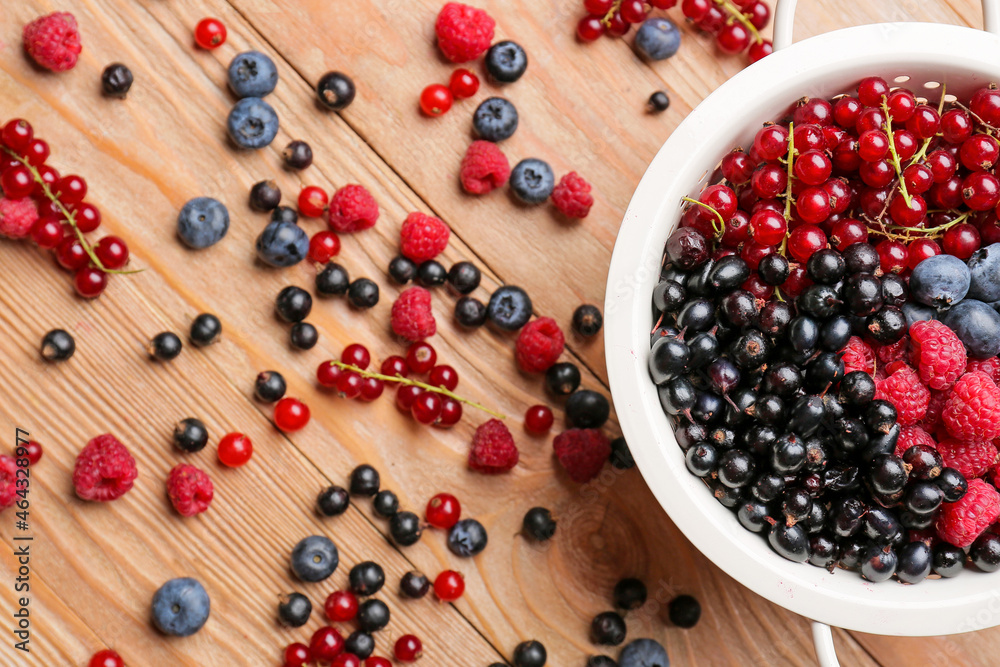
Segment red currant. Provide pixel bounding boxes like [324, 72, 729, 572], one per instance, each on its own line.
[1, 166, 34, 199]
[56, 174, 87, 204]
[55, 238, 88, 271]
[906, 238, 941, 270]
[30, 217, 65, 249]
[359, 377, 385, 402]
[753, 125, 789, 161]
[1, 119, 33, 154]
[274, 398, 310, 432]
[795, 187, 831, 224]
[960, 134, 1000, 171]
[310, 627, 345, 662]
[194, 17, 227, 49]
[436, 398, 463, 427]
[855, 107, 886, 134]
[743, 274, 774, 300]
[697, 184, 737, 222]
[25, 138, 49, 166]
[428, 365, 459, 390]
[577, 15, 605, 41]
[681, 0, 711, 21]
[308, 231, 341, 263]
[218, 432, 253, 467]
[793, 150, 832, 186]
[649, 0, 678, 7]
[720, 210, 750, 247]
[72, 202, 102, 233]
[721, 150, 754, 185]
[888, 193, 927, 226]
[886, 89, 916, 122]
[605, 11, 630, 36]
[925, 150, 957, 183]
[903, 163, 934, 194]
[696, 6, 725, 32]
[325, 590, 359, 622]
[832, 138, 861, 173]
[19, 441, 42, 466]
[365, 658, 392, 667]
[94, 236, 129, 270]
[787, 224, 827, 262]
[394, 635, 423, 662]
[857, 76, 890, 107]
[973, 87, 1000, 125]
[859, 159, 894, 188]
[746, 1, 770, 29]
[448, 69, 480, 99]
[420, 84, 453, 116]
[830, 218, 868, 250]
[524, 405, 554, 434]
[876, 239, 909, 274]
[941, 109, 973, 144]
[426, 493, 462, 529]
[929, 177, 964, 209]
[74, 267, 108, 299]
[906, 105, 940, 139]
[32, 165, 59, 197]
[337, 371, 363, 399]
[619, 0, 648, 23]
[833, 96, 862, 128]
[943, 223, 981, 259]
[332, 655, 362, 667]
[298, 186, 328, 218]
[792, 124, 824, 151]
[716, 22, 751, 54]
[380, 355, 410, 379]
[748, 40, 773, 63]
[434, 570, 465, 601]
[341, 343, 371, 370]
[317, 361, 342, 388]
[963, 172, 1000, 211]
[406, 342, 437, 373]
[283, 642, 311, 667]
[751, 164, 787, 199]
[89, 650, 125, 667]
[857, 130, 889, 162]
[411, 391, 443, 424]
[396, 385, 422, 412]
[781, 265, 812, 298]
[584, 0, 614, 12]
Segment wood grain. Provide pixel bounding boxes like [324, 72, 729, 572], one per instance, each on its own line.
[0, 0, 999, 665]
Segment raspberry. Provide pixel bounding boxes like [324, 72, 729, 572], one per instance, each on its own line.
[874, 336, 909, 365]
[908, 320, 967, 390]
[391, 286, 437, 342]
[894, 425, 938, 457]
[435, 2, 495, 63]
[22, 12, 82, 72]
[553, 429, 611, 483]
[460, 141, 510, 195]
[0, 456, 17, 510]
[0, 197, 39, 239]
[166, 464, 214, 517]
[551, 172, 594, 219]
[936, 478, 1000, 547]
[515, 317, 565, 373]
[920, 389, 949, 431]
[841, 336, 875, 375]
[468, 419, 519, 474]
[874, 364, 930, 425]
[400, 212, 450, 262]
[327, 184, 379, 233]
[937, 438, 999, 479]
[72, 434, 138, 502]
[943, 371, 1000, 441]
[967, 357, 1000, 384]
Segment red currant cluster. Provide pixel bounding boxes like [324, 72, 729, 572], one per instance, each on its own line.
[420, 69, 481, 117]
[684, 78, 1000, 287]
[0, 118, 134, 298]
[577, 0, 773, 64]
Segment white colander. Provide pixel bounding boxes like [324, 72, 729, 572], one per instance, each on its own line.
[605, 1, 1000, 664]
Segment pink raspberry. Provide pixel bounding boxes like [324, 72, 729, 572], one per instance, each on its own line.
[551, 172, 594, 219]
[515, 317, 565, 373]
[468, 419, 519, 474]
[0, 456, 17, 510]
[874, 364, 929, 425]
[936, 478, 1000, 547]
[0, 197, 39, 239]
[435, 2, 495, 63]
[400, 212, 450, 262]
[894, 425, 938, 458]
[391, 286, 436, 342]
[920, 389, 949, 431]
[460, 141, 510, 195]
[553, 429, 611, 483]
[943, 371, 1000, 442]
[327, 184, 379, 233]
[908, 320, 967, 390]
[874, 336, 910, 365]
[937, 438, 999, 479]
[23, 12, 82, 72]
[842, 336, 875, 375]
[73, 434, 138, 502]
[166, 464, 214, 517]
[967, 357, 1000, 384]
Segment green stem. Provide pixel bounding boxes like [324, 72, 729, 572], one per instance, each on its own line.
[330, 361, 506, 419]
[713, 0, 764, 44]
[880, 99, 913, 207]
[2, 147, 141, 275]
[783, 121, 796, 221]
[680, 197, 725, 239]
[600, 0, 623, 26]
[883, 210, 970, 240]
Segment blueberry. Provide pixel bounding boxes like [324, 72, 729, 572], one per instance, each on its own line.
[618, 638, 669, 667]
[943, 299, 1000, 358]
[228, 51, 278, 98]
[473, 97, 519, 142]
[290, 535, 339, 582]
[316, 71, 356, 110]
[485, 41, 528, 83]
[227, 97, 279, 149]
[634, 17, 681, 60]
[455, 296, 488, 328]
[448, 518, 488, 557]
[256, 221, 309, 267]
[177, 197, 229, 249]
[151, 577, 210, 637]
[510, 158, 555, 204]
[967, 243, 1000, 302]
[487, 285, 533, 330]
[909, 254, 971, 307]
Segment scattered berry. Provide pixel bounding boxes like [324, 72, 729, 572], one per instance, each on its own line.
[524, 404, 554, 433]
[291, 535, 340, 582]
[72, 434, 137, 502]
[23, 12, 82, 72]
[101, 63, 133, 98]
[89, 650, 125, 667]
[400, 212, 450, 262]
[349, 561, 386, 597]
[552, 172, 594, 218]
[435, 2, 496, 63]
[510, 158, 555, 204]
[166, 464, 213, 517]
[40, 328, 75, 361]
[228, 50, 278, 98]
[151, 578, 210, 637]
[255, 370, 287, 403]
[572, 304, 603, 336]
[391, 286, 437, 341]
[449, 68, 480, 98]
[487, 285, 533, 331]
[218, 432, 253, 467]
[469, 419, 519, 474]
[227, 97, 279, 149]
[426, 493, 462, 529]
[420, 84, 453, 116]
[460, 140, 511, 194]
[390, 510, 423, 546]
[348, 278, 380, 309]
[648, 90, 671, 112]
[278, 592, 312, 627]
[176, 197, 229, 249]
[433, 570, 465, 601]
[316, 71, 356, 111]
[328, 184, 379, 233]
[194, 17, 227, 49]
[274, 397, 310, 432]
[256, 220, 309, 267]
[554, 428, 611, 483]
[522, 507, 557, 541]
[189, 313, 222, 347]
[634, 17, 681, 60]
[395, 635, 423, 662]
[400, 571, 430, 599]
[485, 40, 528, 83]
[283, 140, 313, 170]
[473, 97, 519, 142]
[516, 317, 565, 373]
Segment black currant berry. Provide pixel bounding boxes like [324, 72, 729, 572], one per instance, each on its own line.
[277, 592, 312, 627]
[282, 140, 313, 169]
[757, 253, 790, 286]
[348, 278, 379, 309]
[400, 571, 430, 599]
[254, 370, 286, 403]
[522, 507, 557, 541]
[417, 260, 448, 287]
[289, 322, 318, 350]
[316, 263, 350, 295]
[565, 390, 610, 428]
[101, 63, 134, 97]
[148, 332, 182, 361]
[317, 485, 350, 516]
[350, 465, 380, 496]
[613, 578, 647, 610]
[275, 286, 312, 322]
[455, 296, 488, 328]
[41, 328, 75, 361]
[189, 313, 222, 346]
[653, 279, 686, 312]
[447, 261, 481, 295]
[590, 611, 627, 646]
[349, 561, 386, 596]
[316, 71, 356, 110]
[389, 511, 423, 546]
[173, 417, 209, 453]
[389, 256, 417, 284]
[572, 304, 604, 336]
[372, 490, 399, 518]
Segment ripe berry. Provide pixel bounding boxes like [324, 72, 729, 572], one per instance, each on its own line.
[325, 590, 359, 622]
[524, 405, 554, 433]
[394, 635, 423, 662]
[340, 343, 371, 370]
[426, 493, 462, 529]
[350, 464, 380, 496]
[648, 90, 671, 112]
[372, 489, 399, 517]
[522, 506, 556, 541]
[613, 578, 648, 610]
[290, 322, 319, 350]
[298, 186, 328, 217]
[30, 217, 64, 249]
[274, 398, 310, 432]
[348, 278, 379, 308]
[577, 16, 605, 41]
[437, 398, 463, 427]
[396, 385, 422, 412]
[173, 418, 208, 453]
[411, 391, 443, 424]
[449, 69, 479, 98]
[278, 592, 312, 627]
[390, 511, 423, 546]
[400, 571, 430, 599]
[309, 231, 341, 263]
[943, 223, 981, 259]
[590, 611, 627, 645]
[255, 371, 287, 402]
[276, 286, 313, 322]
[250, 180, 282, 211]
[433, 570, 465, 601]
[406, 341, 437, 373]
[420, 84, 453, 116]
[669, 594, 702, 628]
[345, 632, 375, 660]
[513, 641, 548, 667]
[40, 328, 75, 362]
[417, 260, 447, 286]
[310, 627, 345, 663]
[316, 71, 356, 110]
[218, 432, 253, 467]
[18, 440, 43, 466]
[317, 486, 350, 516]
[72, 202, 102, 232]
[194, 17, 227, 49]
[283, 643, 311, 667]
[188, 313, 222, 347]
[355, 600, 390, 633]
[349, 561, 386, 596]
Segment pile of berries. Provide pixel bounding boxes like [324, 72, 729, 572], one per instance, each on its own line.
[576, 0, 773, 65]
[650, 77, 1000, 582]
[0, 118, 134, 298]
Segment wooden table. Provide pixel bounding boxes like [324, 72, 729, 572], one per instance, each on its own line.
[1, 0, 998, 664]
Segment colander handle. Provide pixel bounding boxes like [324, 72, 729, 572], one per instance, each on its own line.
[773, 0, 1000, 50]
[812, 622, 839, 667]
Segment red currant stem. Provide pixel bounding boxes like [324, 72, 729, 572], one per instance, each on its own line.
[713, 0, 763, 44]
[329, 361, 506, 419]
[879, 99, 913, 208]
[782, 121, 796, 221]
[937, 83, 948, 115]
[884, 210, 971, 240]
[907, 137, 934, 167]
[951, 100, 1000, 136]
[600, 0, 623, 27]
[2, 148, 141, 275]
[680, 197, 725, 239]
